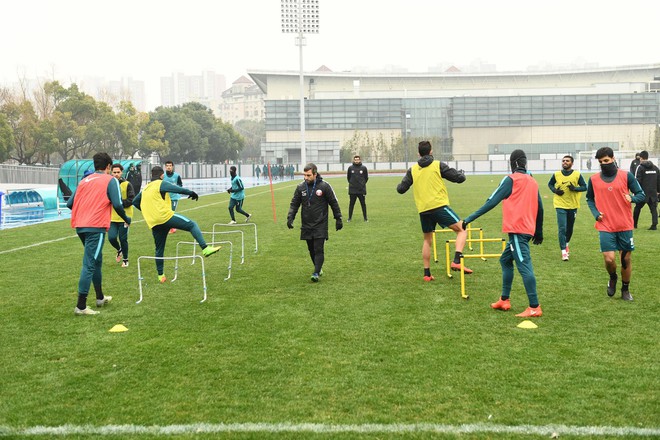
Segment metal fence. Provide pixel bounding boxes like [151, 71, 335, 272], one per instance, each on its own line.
[2, 153, 655, 186]
[0, 164, 60, 185]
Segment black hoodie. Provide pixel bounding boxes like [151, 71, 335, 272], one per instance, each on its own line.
[347, 162, 369, 195]
[634, 160, 660, 202]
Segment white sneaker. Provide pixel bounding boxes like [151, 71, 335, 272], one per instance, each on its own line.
[121, 261, 129, 268]
[74, 307, 99, 315]
[245, 214, 252, 223]
[228, 220, 237, 225]
[96, 296, 113, 307]
[561, 250, 569, 261]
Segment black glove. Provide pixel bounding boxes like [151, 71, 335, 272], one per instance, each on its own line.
[532, 235, 543, 245]
[461, 220, 468, 231]
[287, 220, 294, 229]
[227, 188, 233, 193]
[555, 189, 564, 196]
[336, 218, 343, 231]
[567, 183, 576, 191]
[188, 191, 199, 201]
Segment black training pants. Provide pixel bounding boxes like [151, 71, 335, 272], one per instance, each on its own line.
[306, 237, 325, 274]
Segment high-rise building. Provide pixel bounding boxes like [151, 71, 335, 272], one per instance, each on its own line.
[160, 71, 226, 111]
[76, 76, 147, 111]
[1, 75, 146, 111]
[106, 77, 146, 111]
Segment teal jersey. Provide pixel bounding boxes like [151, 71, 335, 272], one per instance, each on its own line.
[230, 175, 245, 200]
[162, 171, 182, 201]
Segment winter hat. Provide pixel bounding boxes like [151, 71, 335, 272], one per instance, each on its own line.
[509, 149, 527, 172]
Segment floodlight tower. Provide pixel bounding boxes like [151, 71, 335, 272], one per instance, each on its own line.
[281, 0, 319, 167]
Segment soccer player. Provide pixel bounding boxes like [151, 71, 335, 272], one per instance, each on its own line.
[227, 165, 251, 224]
[632, 150, 660, 230]
[547, 155, 587, 261]
[287, 163, 343, 282]
[586, 147, 645, 301]
[133, 166, 221, 283]
[396, 140, 471, 282]
[163, 160, 183, 234]
[67, 152, 131, 315]
[346, 154, 369, 222]
[463, 150, 544, 317]
[107, 163, 135, 267]
[629, 152, 641, 175]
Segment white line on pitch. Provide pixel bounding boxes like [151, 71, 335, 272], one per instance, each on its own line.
[1, 422, 658, 437]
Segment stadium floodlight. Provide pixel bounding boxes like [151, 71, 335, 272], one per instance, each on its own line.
[281, 0, 320, 167]
[281, 0, 319, 34]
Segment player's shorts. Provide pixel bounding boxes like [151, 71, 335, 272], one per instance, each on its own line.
[598, 230, 634, 252]
[420, 206, 461, 233]
[229, 198, 244, 209]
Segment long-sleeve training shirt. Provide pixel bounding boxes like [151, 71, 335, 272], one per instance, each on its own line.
[465, 171, 544, 238]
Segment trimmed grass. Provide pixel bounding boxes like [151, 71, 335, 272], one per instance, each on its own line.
[0, 174, 658, 439]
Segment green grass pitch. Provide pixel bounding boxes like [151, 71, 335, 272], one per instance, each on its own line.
[0, 174, 657, 439]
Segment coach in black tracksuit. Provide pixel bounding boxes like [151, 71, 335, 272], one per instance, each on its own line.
[347, 154, 369, 222]
[287, 163, 343, 282]
[633, 150, 660, 230]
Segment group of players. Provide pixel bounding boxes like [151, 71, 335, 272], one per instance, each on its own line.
[284, 140, 649, 319]
[68, 154, 225, 315]
[396, 141, 650, 318]
[69, 142, 653, 317]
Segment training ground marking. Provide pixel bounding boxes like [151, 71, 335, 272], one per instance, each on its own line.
[0, 422, 658, 437]
[0, 235, 77, 255]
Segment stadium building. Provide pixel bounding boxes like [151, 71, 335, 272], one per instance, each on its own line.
[249, 64, 660, 164]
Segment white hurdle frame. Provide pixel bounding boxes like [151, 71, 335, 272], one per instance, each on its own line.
[207, 229, 245, 264]
[136, 255, 207, 304]
[213, 222, 258, 253]
[175, 240, 233, 281]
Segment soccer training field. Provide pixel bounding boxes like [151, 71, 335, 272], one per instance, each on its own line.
[0, 174, 657, 439]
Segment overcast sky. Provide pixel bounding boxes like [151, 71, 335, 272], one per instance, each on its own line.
[2, 0, 658, 109]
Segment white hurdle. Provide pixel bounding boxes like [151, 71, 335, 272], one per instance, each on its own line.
[175, 240, 233, 281]
[208, 229, 245, 264]
[213, 222, 258, 253]
[136, 255, 207, 304]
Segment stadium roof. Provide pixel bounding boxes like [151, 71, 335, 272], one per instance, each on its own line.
[248, 63, 660, 94]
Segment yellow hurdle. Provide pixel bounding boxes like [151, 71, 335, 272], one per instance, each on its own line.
[444, 237, 504, 278]
[433, 227, 483, 263]
[447, 238, 506, 299]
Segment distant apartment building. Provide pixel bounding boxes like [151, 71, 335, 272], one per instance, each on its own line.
[106, 77, 146, 111]
[160, 71, 226, 111]
[2, 74, 144, 111]
[71, 76, 147, 111]
[219, 76, 265, 124]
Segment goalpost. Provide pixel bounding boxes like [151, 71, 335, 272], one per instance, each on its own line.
[576, 149, 639, 172]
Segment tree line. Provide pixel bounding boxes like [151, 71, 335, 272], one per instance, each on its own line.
[339, 130, 453, 163]
[0, 81, 244, 165]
